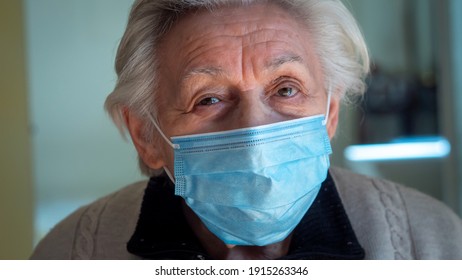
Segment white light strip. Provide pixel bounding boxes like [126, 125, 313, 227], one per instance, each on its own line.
[344, 137, 451, 162]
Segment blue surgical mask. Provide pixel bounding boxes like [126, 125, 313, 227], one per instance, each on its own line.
[149, 94, 332, 246]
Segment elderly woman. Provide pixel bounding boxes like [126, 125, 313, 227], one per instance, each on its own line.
[32, 0, 462, 259]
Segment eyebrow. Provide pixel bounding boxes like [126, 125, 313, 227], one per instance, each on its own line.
[265, 54, 305, 70]
[180, 53, 305, 84]
[181, 66, 225, 85]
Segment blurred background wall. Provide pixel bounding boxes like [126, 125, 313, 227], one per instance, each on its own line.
[0, 0, 33, 259]
[1, 0, 461, 259]
[23, 0, 144, 248]
[331, 0, 462, 214]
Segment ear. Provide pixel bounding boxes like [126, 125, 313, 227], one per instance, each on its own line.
[326, 95, 340, 139]
[123, 108, 166, 169]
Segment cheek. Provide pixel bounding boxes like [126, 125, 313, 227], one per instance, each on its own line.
[167, 113, 224, 136]
[155, 139, 175, 171]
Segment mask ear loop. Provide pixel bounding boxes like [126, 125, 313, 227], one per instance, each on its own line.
[146, 113, 178, 183]
[322, 85, 332, 126]
[147, 113, 180, 149]
[163, 166, 175, 184]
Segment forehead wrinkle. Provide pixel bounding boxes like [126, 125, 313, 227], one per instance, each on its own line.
[239, 27, 303, 45]
[177, 35, 241, 86]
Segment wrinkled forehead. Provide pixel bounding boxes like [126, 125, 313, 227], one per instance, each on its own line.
[156, 2, 323, 86]
[160, 2, 310, 44]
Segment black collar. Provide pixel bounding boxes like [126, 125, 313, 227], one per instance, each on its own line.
[127, 171, 365, 260]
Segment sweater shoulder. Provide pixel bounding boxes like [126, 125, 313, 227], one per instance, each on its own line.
[30, 180, 147, 260]
[330, 166, 462, 259]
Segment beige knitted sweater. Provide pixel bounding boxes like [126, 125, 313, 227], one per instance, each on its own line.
[31, 167, 462, 259]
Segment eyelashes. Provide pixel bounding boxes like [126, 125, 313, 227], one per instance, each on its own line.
[193, 77, 308, 106]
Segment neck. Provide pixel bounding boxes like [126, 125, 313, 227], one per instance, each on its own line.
[182, 200, 292, 260]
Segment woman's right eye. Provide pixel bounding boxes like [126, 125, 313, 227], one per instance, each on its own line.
[198, 96, 221, 106]
[276, 86, 298, 98]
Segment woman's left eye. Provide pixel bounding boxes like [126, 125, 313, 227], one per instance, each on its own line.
[277, 87, 298, 97]
[198, 96, 221, 106]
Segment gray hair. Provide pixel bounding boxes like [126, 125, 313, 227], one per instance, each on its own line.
[105, 0, 370, 176]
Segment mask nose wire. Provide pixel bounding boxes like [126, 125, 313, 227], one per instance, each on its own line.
[147, 113, 180, 149]
[322, 85, 332, 126]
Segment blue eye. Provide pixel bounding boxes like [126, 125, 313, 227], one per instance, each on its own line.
[198, 97, 220, 105]
[277, 87, 297, 97]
